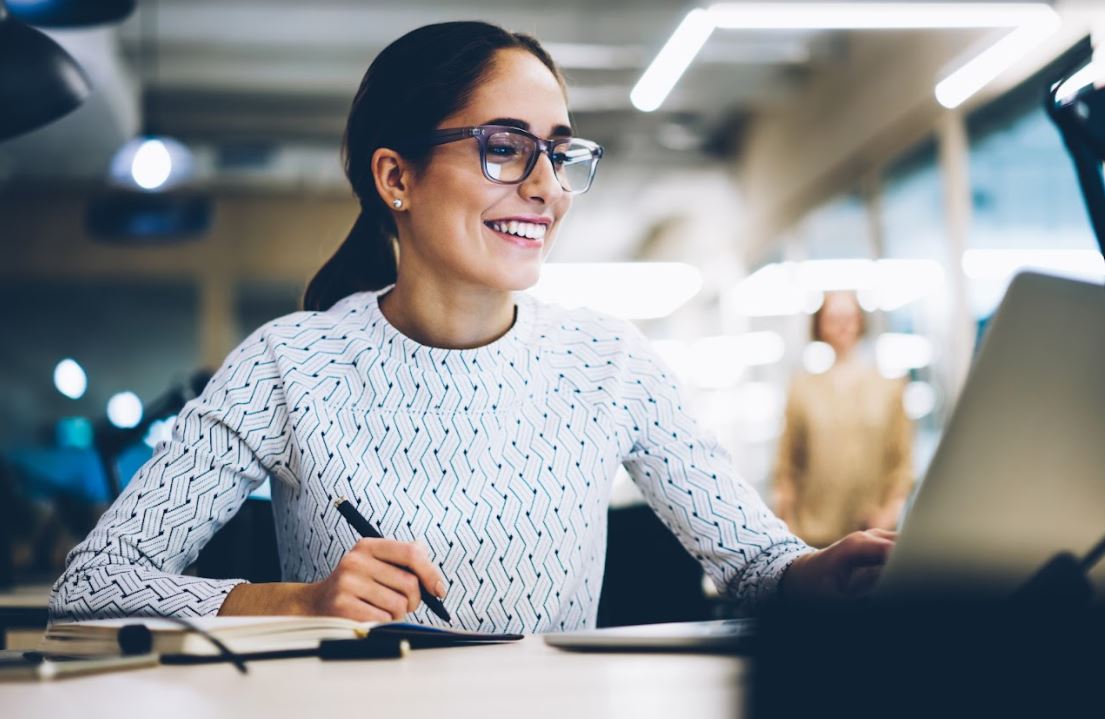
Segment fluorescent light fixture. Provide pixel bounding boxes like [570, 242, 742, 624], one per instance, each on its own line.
[650, 332, 784, 389]
[528, 262, 703, 319]
[726, 259, 944, 317]
[633, 3, 1060, 113]
[961, 249, 1105, 281]
[963, 249, 1105, 317]
[708, 2, 1048, 30]
[631, 9, 714, 112]
[935, 15, 1061, 109]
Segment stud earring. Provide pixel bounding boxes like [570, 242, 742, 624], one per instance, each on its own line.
[392, 199, 403, 209]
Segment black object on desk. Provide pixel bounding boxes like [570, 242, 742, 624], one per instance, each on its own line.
[333, 498, 452, 624]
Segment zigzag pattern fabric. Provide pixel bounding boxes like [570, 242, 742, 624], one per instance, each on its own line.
[50, 289, 810, 632]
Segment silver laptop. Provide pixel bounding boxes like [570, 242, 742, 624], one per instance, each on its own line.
[546, 271, 1104, 652]
[877, 271, 1105, 599]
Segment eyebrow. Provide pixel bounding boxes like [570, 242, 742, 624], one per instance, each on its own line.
[485, 117, 573, 137]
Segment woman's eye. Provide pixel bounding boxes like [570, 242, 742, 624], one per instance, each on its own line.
[489, 145, 519, 158]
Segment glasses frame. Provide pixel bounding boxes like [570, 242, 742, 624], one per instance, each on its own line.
[401, 124, 604, 195]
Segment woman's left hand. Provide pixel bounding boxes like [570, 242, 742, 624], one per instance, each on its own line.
[779, 529, 897, 602]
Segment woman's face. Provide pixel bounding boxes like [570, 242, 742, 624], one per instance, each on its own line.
[399, 49, 573, 293]
[818, 292, 863, 355]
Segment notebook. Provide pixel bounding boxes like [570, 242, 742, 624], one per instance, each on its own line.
[40, 616, 522, 657]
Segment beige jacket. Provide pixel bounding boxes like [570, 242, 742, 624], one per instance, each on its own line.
[774, 360, 913, 548]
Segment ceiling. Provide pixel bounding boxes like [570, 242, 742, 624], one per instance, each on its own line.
[0, 0, 842, 190]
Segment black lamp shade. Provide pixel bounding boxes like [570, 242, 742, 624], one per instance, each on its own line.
[7, 0, 136, 28]
[0, 7, 91, 141]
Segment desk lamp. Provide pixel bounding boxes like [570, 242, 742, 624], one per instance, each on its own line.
[1048, 41, 1105, 256]
[0, 0, 90, 141]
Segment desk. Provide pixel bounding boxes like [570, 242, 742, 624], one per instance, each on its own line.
[0, 637, 744, 718]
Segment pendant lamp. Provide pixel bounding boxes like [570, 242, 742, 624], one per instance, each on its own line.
[7, 0, 135, 27]
[0, 0, 90, 141]
[107, 0, 195, 193]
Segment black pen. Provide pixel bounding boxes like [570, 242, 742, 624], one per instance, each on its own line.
[333, 497, 452, 624]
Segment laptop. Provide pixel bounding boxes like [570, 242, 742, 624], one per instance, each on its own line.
[546, 271, 1105, 652]
[876, 271, 1105, 599]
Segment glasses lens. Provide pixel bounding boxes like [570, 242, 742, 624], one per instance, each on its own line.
[484, 131, 536, 182]
[552, 140, 599, 194]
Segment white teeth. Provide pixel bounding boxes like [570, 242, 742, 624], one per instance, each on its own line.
[489, 220, 548, 240]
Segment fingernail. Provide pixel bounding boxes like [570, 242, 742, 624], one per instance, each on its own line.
[435, 581, 447, 598]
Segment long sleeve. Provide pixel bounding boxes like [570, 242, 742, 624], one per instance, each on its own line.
[616, 328, 812, 610]
[49, 327, 295, 621]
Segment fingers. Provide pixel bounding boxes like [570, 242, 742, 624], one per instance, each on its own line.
[363, 556, 423, 613]
[839, 530, 895, 567]
[361, 539, 447, 599]
[332, 568, 412, 621]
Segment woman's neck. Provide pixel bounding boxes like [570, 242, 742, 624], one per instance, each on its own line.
[378, 273, 516, 350]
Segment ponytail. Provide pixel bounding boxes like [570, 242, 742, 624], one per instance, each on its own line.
[300, 21, 563, 312]
[302, 209, 397, 312]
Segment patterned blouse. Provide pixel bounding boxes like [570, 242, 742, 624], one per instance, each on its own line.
[50, 289, 810, 632]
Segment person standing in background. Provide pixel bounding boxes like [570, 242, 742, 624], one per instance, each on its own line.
[774, 291, 913, 548]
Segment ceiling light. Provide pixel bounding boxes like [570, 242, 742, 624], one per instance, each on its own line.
[528, 262, 703, 319]
[631, 9, 715, 112]
[106, 0, 196, 193]
[935, 16, 1061, 109]
[53, 358, 87, 399]
[633, 2, 1060, 113]
[726, 259, 944, 317]
[961, 249, 1105, 281]
[106, 391, 143, 429]
[708, 2, 1046, 30]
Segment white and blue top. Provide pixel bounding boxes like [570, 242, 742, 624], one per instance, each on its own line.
[49, 289, 811, 632]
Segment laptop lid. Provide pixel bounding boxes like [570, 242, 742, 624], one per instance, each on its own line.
[877, 272, 1105, 600]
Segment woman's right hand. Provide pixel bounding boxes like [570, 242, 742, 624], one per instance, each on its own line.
[303, 538, 447, 622]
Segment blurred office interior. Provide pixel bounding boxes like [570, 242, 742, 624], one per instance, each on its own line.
[1, 0, 1104, 627]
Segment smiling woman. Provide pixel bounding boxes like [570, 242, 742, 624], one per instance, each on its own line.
[50, 21, 895, 631]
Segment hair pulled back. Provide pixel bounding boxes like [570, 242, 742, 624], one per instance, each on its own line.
[302, 22, 562, 311]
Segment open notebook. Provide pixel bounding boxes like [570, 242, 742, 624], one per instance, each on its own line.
[41, 616, 522, 657]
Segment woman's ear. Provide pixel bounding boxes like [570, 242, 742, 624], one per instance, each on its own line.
[371, 147, 412, 210]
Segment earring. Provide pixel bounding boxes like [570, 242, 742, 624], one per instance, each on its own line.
[392, 198, 403, 209]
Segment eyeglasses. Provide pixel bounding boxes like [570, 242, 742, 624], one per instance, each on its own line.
[401, 124, 604, 195]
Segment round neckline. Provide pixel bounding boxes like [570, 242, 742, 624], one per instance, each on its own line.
[364, 287, 534, 375]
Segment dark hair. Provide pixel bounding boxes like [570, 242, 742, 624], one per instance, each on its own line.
[811, 290, 866, 342]
[302, 22, 564, 312]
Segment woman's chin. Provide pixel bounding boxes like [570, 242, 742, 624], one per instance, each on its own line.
[491, 262, 544, 293]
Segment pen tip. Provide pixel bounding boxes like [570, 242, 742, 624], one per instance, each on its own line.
[334, 497, 347, 508]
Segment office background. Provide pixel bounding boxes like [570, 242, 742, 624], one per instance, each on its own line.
[2, 0, 1103, 625]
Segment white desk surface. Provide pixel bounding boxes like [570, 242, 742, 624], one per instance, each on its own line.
[1, 637, 746, 719]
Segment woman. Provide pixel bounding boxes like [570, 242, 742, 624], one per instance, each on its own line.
[51, 22, 894, 631]
[774, 291, 913, 548]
